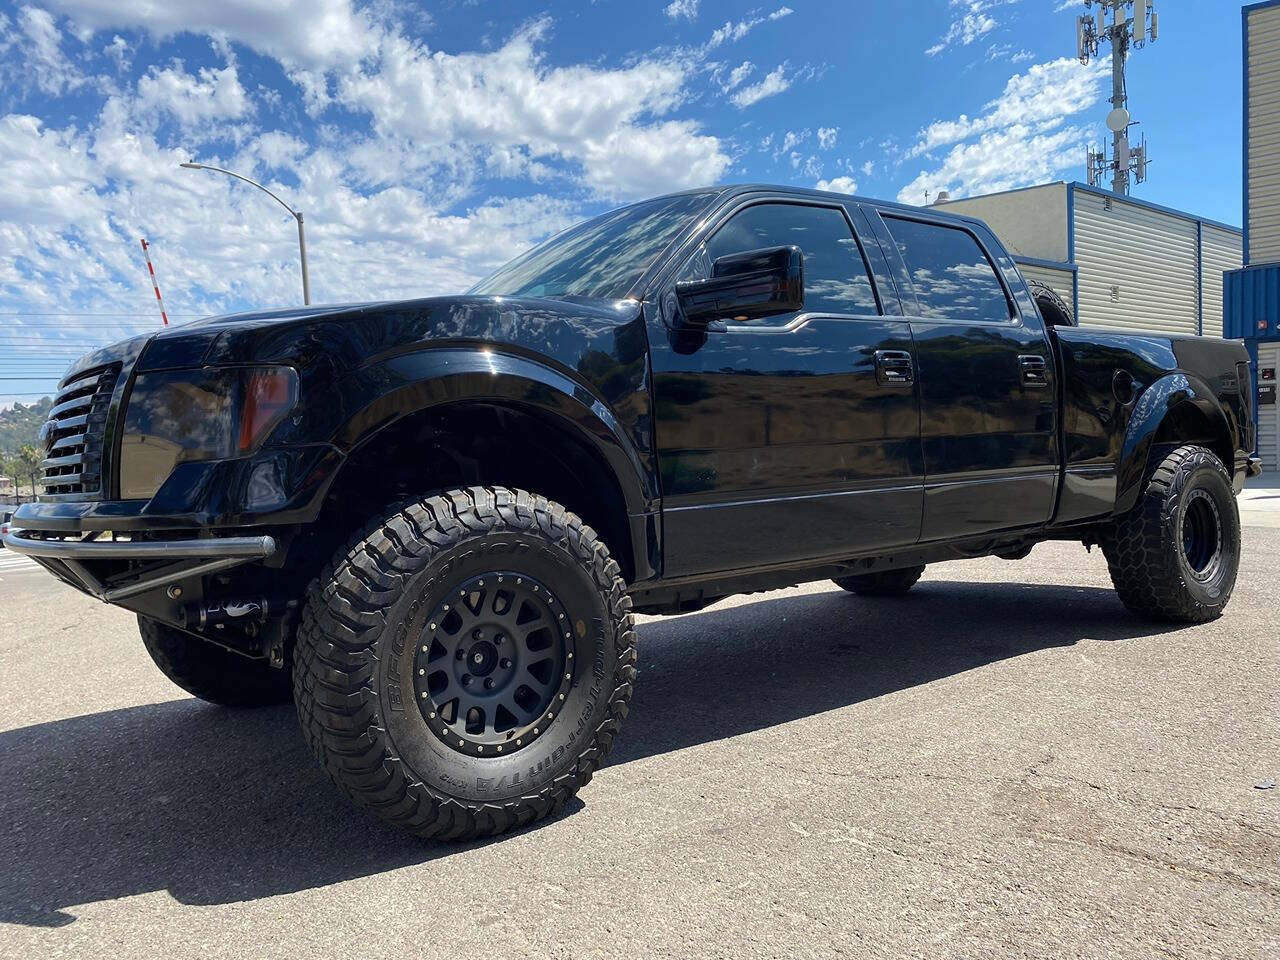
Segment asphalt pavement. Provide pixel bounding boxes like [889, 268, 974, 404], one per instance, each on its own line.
[0, 504, 1276, 959]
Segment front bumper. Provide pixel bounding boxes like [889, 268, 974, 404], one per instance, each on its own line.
[2, 526, 276, 603]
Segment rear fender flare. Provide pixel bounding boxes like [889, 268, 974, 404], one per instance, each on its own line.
[1114, 372, 1232, 515]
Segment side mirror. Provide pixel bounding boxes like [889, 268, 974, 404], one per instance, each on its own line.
[674, 245, 804, 330]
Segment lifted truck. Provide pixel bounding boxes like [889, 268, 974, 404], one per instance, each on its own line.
[7, 185, 1261, 839]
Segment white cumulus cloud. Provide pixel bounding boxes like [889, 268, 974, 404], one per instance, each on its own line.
[730, 64, 790, 108]
[136, 59, 253, 128]
[707, 6, 793, 48]
[664, 0, 699, 21]
[925, 0, 1020, 56]
[816, 176, 857, 194]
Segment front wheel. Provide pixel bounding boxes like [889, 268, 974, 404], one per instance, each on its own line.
[1100, 444, 1240, 622]
[139, 616, 292, 707]
[293, 487, 636, 840]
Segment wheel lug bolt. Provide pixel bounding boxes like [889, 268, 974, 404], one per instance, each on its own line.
[456, 649, 464, 660]
[473, 629, 483, 640]
[461, 675, 472, 686]
[500, 658, 511, 669]
[494, 634, 503, 645]
[484, 678, 495, 689]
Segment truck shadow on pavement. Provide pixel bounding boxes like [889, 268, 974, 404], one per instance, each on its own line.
[0, 580, 1187, 927]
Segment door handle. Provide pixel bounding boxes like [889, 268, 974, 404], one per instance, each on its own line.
[874, 350, 914, 387]
[1019, 355, 1049, 388]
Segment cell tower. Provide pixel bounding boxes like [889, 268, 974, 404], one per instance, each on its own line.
[1076, 0, 1158, 195]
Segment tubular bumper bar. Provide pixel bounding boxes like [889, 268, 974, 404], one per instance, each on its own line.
[1, 529, 276, 603]
[1247, 456, 1263, 478]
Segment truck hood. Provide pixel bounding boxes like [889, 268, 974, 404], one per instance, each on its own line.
[61, 294, 645, 383]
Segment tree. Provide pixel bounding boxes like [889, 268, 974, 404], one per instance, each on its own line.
[7, 444, 43, 499]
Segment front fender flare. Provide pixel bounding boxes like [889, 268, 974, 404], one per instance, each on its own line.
[1114, 372, 1232, 516]
[331, 347, 655, 515]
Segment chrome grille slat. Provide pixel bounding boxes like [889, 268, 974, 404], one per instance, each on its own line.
[48, 432, 88, 455]
[50, 413, 89, 433]
[41, 453, 85, 470]
[48, 394, 95, 419]
[41, 364, 120, 497]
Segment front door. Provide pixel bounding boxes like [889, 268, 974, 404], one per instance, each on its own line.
[649, 198, 924, 579]
[871, 211, 1059, 541]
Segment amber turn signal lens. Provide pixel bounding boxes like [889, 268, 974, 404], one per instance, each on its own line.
[238, 367, 299, 454]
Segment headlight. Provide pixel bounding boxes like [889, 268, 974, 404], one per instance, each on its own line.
[119, 366, 298, 499]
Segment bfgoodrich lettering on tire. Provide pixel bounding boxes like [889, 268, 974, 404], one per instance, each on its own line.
[1101, 444, 1240, 623]
[292, 486, 636, 839]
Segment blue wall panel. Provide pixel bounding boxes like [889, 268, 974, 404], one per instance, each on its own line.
[1225, 265, 1280, 341]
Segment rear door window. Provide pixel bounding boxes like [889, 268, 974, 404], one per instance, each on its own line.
[883, 216, 1012, 322]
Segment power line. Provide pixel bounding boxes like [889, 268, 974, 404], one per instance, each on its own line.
[0, 311, 204, 317]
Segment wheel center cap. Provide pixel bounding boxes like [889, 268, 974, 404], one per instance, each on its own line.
[466, 640, 498, 676]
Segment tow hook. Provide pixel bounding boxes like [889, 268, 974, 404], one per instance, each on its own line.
[183, 597, 270, 632]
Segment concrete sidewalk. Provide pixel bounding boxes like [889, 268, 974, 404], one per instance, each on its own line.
[1241, 474, 1280, 527]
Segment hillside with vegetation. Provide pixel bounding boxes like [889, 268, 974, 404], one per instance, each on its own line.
[1, 397, 52, 496]
[0, 398, 52, 455]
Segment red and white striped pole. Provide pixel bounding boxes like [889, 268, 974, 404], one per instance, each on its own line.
[140, 238, 169, 326]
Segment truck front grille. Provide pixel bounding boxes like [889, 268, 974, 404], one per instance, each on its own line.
[41, 364, 120, 496]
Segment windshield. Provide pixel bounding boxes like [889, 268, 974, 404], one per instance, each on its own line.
[469, 192, 717, 300]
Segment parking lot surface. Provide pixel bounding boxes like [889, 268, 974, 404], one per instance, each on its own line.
[0, 518, 1276, 959]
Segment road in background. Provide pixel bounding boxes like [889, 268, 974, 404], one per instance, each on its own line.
[0, 525, 1276, 959]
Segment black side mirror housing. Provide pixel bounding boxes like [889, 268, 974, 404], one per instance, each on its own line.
[674, 245, 804, 330]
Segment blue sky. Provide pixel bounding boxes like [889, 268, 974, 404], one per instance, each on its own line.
[0, 0, 1247, 403]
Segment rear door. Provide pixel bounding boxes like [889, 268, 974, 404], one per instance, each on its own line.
[648, 197, 924, 578]
[871, 210, 1059, 541]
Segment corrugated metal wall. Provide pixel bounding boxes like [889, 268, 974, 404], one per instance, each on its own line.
[1259, 343, 1279, 471]
[1015, 261, 1075, 313]
[1247, 3, 1280, 265]
[1073, 189, 1199, 334]
[1201, 226, 1244, 336]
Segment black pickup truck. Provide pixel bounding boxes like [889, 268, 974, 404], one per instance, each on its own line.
[6, 185, 1261, 840]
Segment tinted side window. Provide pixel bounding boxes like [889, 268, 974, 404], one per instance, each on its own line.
[883, 216, 1012, 322]
[705, 203, 879, 316]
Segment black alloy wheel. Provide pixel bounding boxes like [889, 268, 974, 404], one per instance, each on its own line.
[416, 572, 572, 755]
[1180, 489, 1224, 582]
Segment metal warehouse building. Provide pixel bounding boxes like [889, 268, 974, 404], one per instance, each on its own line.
[1225, 0, 1280, 473]
[938, 181, 1243, 337]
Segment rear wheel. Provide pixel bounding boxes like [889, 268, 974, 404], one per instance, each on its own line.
[833, 564, 926, 597]
[138, 616, 292, 707]
[293, 486, 636, 840]
[1100, 444, 1240, 622]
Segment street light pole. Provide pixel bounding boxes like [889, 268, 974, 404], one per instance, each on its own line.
[179, 161, 311, 305]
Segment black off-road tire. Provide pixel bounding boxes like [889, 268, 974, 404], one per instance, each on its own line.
[833, 564, 926, 597]
[293, 486, 635, 841]
[1100, 445, 1240, 622]
[1026, 279, 1076, 327]
[138, 615, 293, 707]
